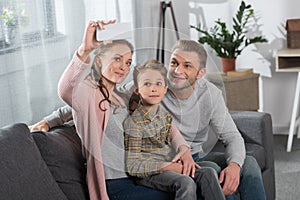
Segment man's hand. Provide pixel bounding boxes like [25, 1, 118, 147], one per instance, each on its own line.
[219, 162, 241, 195]
[28, 119, 50, 132]
[172, 145, 200, 177]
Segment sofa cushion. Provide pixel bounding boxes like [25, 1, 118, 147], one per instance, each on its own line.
[0, 123, 68, 200]
[230, 111, 264, 146]
[31, 125, 89, 200]
[212, 141, 266, 170]
[244, 143, 266, 170]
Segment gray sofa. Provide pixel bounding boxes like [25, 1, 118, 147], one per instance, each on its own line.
[0, 111, 275, 200]
[224, 111, 275, 200]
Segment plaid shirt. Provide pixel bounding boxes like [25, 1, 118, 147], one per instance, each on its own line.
[124, 104, 177, 178]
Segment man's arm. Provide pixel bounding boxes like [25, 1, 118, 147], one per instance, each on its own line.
[210, 89, 245, 195]
[29, 105, 73, 132]
[210, 90, 246, 167]
[44, 105, 73, 128]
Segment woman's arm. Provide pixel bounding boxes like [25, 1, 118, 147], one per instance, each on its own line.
[58, 20, 116, 108]
[57, 52, 91, 107]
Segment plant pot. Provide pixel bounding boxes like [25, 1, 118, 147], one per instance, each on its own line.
[3, 24, 19, 46]
[221, 57, 236, 72]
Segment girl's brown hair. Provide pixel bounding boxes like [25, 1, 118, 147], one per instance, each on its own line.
[133, 59, 167, 88]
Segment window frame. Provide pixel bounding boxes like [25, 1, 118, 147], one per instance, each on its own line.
[0, 0, 61, 52]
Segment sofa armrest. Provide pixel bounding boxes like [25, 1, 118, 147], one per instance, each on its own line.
[229, 111, 274, 171]
[0, 123, 68, 200]
[229, 111, 276, 200]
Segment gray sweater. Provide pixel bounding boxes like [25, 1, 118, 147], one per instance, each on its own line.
[162, 78, 245, 166]
[44, 78, 245, 167]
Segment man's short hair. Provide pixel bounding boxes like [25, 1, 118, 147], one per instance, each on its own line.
[171, 40, 207, 69]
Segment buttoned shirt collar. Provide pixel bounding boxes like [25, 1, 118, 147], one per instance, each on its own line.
[136, 103, 165, 122]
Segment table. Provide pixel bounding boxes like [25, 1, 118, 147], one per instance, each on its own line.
[276, 49, 300, 152]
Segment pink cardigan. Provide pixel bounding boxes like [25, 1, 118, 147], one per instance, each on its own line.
[58, 52, 188, 200]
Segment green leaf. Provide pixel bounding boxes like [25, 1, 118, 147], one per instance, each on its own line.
[189, 0, 267, 58]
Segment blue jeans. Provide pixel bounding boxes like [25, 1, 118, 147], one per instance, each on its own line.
[193, 152, 266, 200]
[106, 177, 173, 200]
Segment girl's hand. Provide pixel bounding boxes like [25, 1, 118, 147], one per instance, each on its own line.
[160, 162, 183, 174]
[77, 19, 116, 61]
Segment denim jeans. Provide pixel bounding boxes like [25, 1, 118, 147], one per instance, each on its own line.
[193, 152, 266, 200]
[137, 168, 225, 200]
[106, 177, 173, 200]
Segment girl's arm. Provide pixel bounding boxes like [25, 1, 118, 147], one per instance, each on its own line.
[170, 123, 189, 152]
[124, 118, 164, 178]
[170, 123, 200, 177]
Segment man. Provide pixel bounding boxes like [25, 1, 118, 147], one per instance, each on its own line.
[160, 40, 265, 200]
[29, 40, 266, 200]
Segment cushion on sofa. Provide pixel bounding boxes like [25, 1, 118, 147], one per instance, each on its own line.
[244, 143, 266, 170]
[31, 125, 89, 200]
[212, 139, 266, 170]
[0, 123, 68, 200]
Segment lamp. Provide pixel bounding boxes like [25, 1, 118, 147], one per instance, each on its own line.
[156, 1, 179, 63]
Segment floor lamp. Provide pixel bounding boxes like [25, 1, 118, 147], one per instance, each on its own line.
[156, 1, 180, 63]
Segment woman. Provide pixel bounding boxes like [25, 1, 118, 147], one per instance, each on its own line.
[58, 20, 194, 200]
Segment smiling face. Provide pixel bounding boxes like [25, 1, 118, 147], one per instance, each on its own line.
[168, 49, 206, 90]
[100, 44, 133, 84]
[136, 68, 168, 107]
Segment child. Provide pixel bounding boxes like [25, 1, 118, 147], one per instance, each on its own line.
[124, 60, 225, 200]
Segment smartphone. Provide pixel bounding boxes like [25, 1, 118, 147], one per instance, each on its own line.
[96, 22, 132, 41]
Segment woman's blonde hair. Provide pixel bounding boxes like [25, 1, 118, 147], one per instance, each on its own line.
[90, 40, 134, 111]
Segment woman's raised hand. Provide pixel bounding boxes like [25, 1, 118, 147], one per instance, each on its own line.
[77, 19, 116, 61]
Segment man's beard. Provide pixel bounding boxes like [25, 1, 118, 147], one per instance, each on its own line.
[168, 76, 196, 91]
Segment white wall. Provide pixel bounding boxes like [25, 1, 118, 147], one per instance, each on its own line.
[133, 0, 300, 134]
[173, 0, 300, 134]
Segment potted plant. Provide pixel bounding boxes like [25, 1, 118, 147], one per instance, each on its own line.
[1, 2, 28, 45]
[190, 1, 267, 72]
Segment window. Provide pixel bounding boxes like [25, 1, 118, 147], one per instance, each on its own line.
[0, 0, 133, 127]
[0, 0, 64, 50]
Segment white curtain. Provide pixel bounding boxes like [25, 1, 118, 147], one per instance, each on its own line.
[0, 0, 132, 127]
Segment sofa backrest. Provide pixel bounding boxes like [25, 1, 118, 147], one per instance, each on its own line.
[0, 123, 68, 200]
[31, 125, 89, 200]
